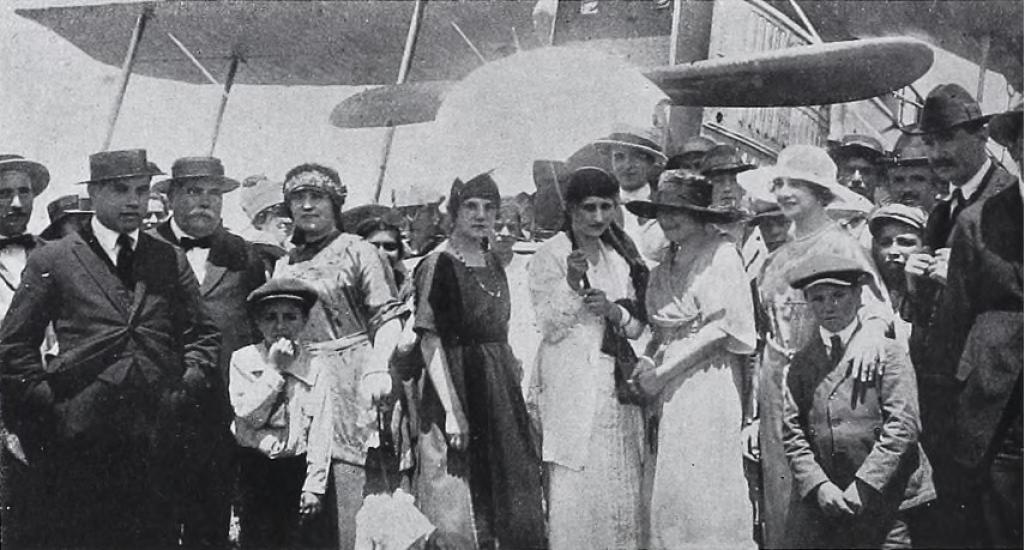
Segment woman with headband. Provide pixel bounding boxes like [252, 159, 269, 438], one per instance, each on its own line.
[273, 163, 405, 548]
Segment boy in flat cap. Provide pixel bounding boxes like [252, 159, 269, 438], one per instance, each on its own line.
[231, 278, 331, 548]
[781, 254, 933, 549]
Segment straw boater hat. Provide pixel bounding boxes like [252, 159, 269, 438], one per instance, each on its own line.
[0, 154, 50, 195]
[40, 195, 92, 240]
[592, 124, 668, 165]
[902, 83, 992, 135]
[79, 149, 164, 184]
[246, 277, 319, 313]
[988, 98, 1023, 149]
[625, 169, 744, 223]
[786, 253, 870, 290]
[153, 156, 240, 195]
[868, 203, 927, 237]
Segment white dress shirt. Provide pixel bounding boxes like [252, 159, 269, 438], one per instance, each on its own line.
[818, 317, 860, 352]
[91, 217, 139, 267]
[619, 186, 669, 266]
[947, 158, 992, 203]
[170, 219, 210, 284]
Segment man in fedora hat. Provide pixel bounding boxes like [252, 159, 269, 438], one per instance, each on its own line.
[884, 128, 944, 213]
[592, 125, 670, 264]
[0, 153, 49, 546]
[151, 156, 267, 548]
[0, 149, 221, 548]
[829, 134, 887, 204]
[922, 98, 1023, 547]
[901, 84, 1018, 546]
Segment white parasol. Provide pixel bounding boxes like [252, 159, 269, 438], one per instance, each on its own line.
[416, 46, 669, 202]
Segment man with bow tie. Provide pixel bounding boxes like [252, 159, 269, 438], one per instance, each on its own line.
[152, 156, 266, 548]
[0, 154, 49, 547]
[0, 149, 221, 548]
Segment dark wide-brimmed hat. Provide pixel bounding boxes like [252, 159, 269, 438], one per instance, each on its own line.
[592, 125, 668, 165]
[79, 149, 164, 184]
[40, 194, 92, 240]
[830, 134, 885, 161]
[625, 169, 744, 223]
[152, 156, 240, 195]
[0, 154, 50, 195]
[988, 99, 1023, 149]
[700, 144, 755, 176]
[247, 277, 319, 313]
[902, 83, 991, 135]
[786, 253, 870, 290]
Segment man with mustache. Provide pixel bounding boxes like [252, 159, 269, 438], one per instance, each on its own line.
[903, 84, 1017, 547]
[153, 156, 267, 548]
[0, 154, 49, 546]
[926, 99, 1022, 548]
[884, 129, 944, 212]
[0, 149, 221, 547]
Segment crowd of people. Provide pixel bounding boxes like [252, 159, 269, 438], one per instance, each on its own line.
[0, 80, 1019, 550]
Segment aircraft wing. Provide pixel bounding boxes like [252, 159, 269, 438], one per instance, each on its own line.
[15, 0, 538, 86]
[331, 37, 933, 128]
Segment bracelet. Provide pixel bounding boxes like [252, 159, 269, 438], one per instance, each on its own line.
[616, 306, 631, 328]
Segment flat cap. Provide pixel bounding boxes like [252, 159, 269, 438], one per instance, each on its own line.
[786, 253, 870, 290]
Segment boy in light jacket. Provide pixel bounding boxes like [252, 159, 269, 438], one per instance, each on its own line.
[781, 254, 934, 548]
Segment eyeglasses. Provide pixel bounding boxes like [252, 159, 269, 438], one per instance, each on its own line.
[370, 241, 400, 252]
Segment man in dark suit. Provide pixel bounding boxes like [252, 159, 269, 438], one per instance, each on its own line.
[0, 154, 50, 547]
[152, 156, 266, 548]
[928, 101, 1022, 548]
[0, 149, 221, 548]
[902, 83, 1016, 491]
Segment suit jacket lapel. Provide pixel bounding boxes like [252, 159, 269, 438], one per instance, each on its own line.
[69, 232, 130, 315]
[201, 263, 227, 295]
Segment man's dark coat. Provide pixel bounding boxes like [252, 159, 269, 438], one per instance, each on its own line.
[0, 227, 220, 547]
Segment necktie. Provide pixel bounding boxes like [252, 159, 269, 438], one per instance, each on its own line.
[949, 188, 966, 224]
[180, 236, 212, 251]
[829, 335, 844, 367]
[0, 234, 34, 249]
[116, 233, 134, 286]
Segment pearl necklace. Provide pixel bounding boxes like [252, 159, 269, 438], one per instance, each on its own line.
[449, 244, 504, 300]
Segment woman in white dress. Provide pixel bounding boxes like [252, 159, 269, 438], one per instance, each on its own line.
[628, 169, 757, 549]
[528, 167, 649, 549]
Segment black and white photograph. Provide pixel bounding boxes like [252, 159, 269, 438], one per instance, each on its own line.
[0, 1, 1021, 548]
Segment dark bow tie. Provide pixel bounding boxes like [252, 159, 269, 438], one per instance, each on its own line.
[0, 234, 35, 249]
[179, 236, 213, 250]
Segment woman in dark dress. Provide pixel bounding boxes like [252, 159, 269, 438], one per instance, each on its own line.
[413, 173, 547, 550]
